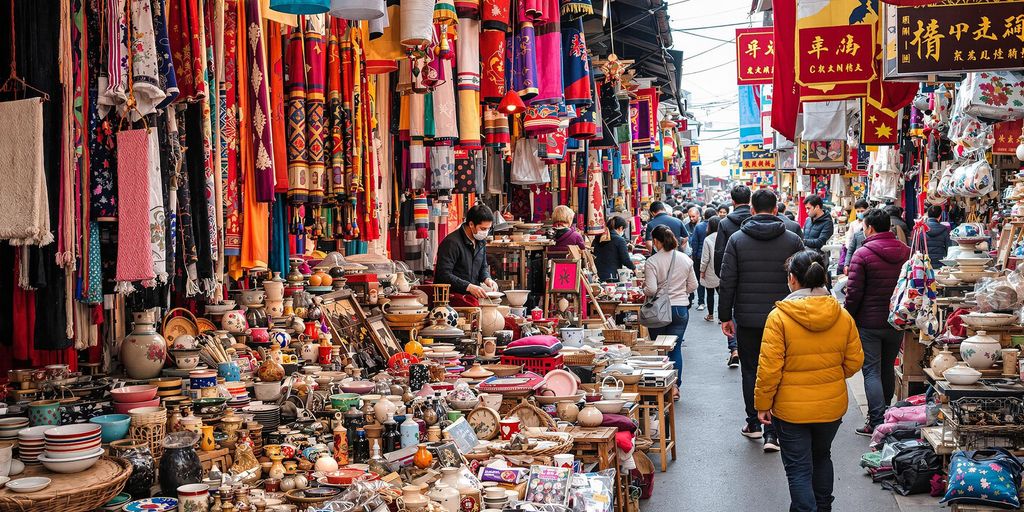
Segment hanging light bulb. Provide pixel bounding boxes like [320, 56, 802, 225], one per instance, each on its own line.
[498, 90, 526, 115]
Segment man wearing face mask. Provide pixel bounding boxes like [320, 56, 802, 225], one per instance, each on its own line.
[838, 199, 870, 274]
[435, 204, 499, 302]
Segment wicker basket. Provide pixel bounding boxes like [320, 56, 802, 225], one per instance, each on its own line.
[562, 351, 596, 366]
[0, 456, 131, 512]
[129, 422, 166, 459]
[507, 400, 557, 430]
[488, 433, 574, 457]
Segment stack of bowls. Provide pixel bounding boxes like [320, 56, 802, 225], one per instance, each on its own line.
[111, 385, 160, 414]
[151, 378, 183, 399]
[242, 404, 281, 429]
[17, 425, 50, 465]
[37, 424, 104, 473]
[0, 417, 29, 442]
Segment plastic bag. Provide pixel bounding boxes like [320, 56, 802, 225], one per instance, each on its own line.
[569, 469, 616, 512]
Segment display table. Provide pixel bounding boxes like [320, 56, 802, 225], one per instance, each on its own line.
[0, 456, 132, 512]
[636, 384, 677, 472]
[561, 426, 633, 512]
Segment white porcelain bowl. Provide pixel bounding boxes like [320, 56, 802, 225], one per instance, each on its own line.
[943, 365, 983, 386]
[43, 423, 101, 441]
[6, 476, 51, 493]
[960, 313, 1018, 328]
[593, 400, 627, 414]
[37, 447, 103, 473]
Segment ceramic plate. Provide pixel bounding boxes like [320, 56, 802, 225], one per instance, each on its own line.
[195, 318, 217, 333]
[122, 497, 178, 512]
[542, 369, 578, 397]
[6, 477, 50, 493]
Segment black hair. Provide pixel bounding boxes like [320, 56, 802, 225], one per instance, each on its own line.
[731, 185, 751, 204]
[777, 202, 787, 214]
[751, 189, 778, 214]
[707, 216, 720, 234]
[717, 205, 729, 213]
[466, 204, 495, 225]
[703, 208, 716, 220]
[606, 216, 628, 232]
[863, 208, 891, 233]
[883, 204, 903, 217]
[927, 204, 943, 219]
[855, 199, 870, 210]
[651, 225, 678, 251]
[786, 249, 828, 289]
[650, 201, 666, 214]
[784, 211, 796, 221]
[805, 194, 823, 208]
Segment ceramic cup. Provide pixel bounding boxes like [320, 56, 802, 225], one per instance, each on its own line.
[178, 483, 210, 512]
[499, 418, 520, 440]
[28, 400, 60, 426]
[494, 330, 514, 347]
[217, 361, 241, 381]
[0, 441, 13, 477]
[553, 453, 574, 469]
[478, 393, 502, 410]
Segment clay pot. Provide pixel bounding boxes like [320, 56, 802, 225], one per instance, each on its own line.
[374, 395, 397, 423]
[121, 310, 167, 380]
[960, 330, 1001, 369]
[403, 485, 429, 510]
[577, 403, 604, 427]
[556, 401, 579, 422]
[221, 310, 248, 334]
[930, 346, 958, 377]
[479, 303, 505, 337]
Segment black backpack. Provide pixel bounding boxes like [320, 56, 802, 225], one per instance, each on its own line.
[884, 445, 943, 496]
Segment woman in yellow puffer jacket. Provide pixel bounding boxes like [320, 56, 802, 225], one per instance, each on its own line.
[754, 249, 864, 512]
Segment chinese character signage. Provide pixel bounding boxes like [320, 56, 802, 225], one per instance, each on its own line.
[741, 144, 775, 171]
[797, 24, 876, 89]
[896, 0, 1024, 74]
[736, 28, 775, 85]
[994, 119, 1023, 155]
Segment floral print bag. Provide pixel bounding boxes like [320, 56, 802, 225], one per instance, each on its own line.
[962, 71, 1024, 122]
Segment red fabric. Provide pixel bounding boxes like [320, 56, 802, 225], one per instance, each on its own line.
[615, 430, 634, 452]
[770, 0, 799, 141]
[449, 293, 480, 307]
[9, 259, 78, 372]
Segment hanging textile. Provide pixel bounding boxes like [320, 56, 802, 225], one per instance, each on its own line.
[285, 27, 309, 204]
[115, 128, 155, 288]
[512, 13, 538, 101]
[480, 0, 509, 103]
[99, 0, 128, 116]
[430, 146, 456, 190]
[455, 17, 481, 148]
[87, 0, 117, 220]
[408, 93, 427, 189]
[452, 147, 476, 193]
[168, 0, 207, 101]
[327, 19, 345, 198]
[432, 57, 459, 144]
[413, 193, 430, 238]
[304, 16, 327, 204]
[560, 17, 590, 106]
[127, 0, 167, 116]
[268, 21, 290, 193]
[365, 1, 402, 73]
[483, 106, 510, 146]
[0, 99, 51, 247]
[152, 0, 179, 107]
[236, 4, 268, 274]
[221, 0, 241, 255]
[586, 152, 605, 235]
[145, 129, 167, 283]
[244, 0, 277, 202]
[533, 0, 561, 104]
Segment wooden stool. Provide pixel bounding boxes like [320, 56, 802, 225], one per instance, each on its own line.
[636, 384, 677, 472]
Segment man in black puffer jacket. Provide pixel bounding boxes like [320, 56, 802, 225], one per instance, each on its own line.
[802, 194, 834, 255]
[713, 185, 752, 276]
[719, 189, 804, 452]
[923, 204, 952, 267]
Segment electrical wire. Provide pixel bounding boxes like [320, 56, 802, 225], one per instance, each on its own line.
[674, 30, 735, 43]
[672, 20, 758, 30]
[682, 39, 733, 60]
[683, 59, 735, 75]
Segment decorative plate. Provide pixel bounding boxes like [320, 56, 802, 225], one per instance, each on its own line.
[122, 497, 179, 512]
[195, 318, 217, 333]
[466, 406, 501, 440]
[162, 316, 198, 348]
[387, 352, 420, 373]
[541, 369, 578, 397]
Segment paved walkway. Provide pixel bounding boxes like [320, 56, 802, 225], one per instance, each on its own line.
[639, 309, 940, 511]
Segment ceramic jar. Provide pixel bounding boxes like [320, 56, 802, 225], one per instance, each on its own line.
[960, 330, 1002, 369]
[429, 483, 460, 512]
[578, 403, 604, 427]
[121, 310, 167, 380]
[28, 400, 60, 426]
[240, 289, 266, 307]
[374, 395, 397, 423]
[263, 279, 285, 301]
[300, 341, 318, 362]
[159, 431, 203, 496]
[221, 310, 248, 334]
[479, 303, 505, 337]
[111, 439, 156, 499]
[381, 294, 426, 314]
[403, 485, 429, 511]
[413, 444, 433, 469]
[257, 355, 286, 383]
[177, 483, 210, 512]
[556, 401, 579, 422]
[270, 329, 291, 348]
[930, 346, 958, 376]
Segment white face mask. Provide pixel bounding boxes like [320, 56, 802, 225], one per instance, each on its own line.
[473, 229, 489, 241]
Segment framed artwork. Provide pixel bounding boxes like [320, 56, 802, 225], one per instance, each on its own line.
[548, 260, 581, 293]
[366, 315, 404, 357]
[319, 290, 387, 373]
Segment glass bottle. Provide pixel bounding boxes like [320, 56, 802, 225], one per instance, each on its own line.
[382, 414, 401, 453]
[367, 444, 390, 476]
[352, 428, 369, 463]
[344, 404, 364, 444]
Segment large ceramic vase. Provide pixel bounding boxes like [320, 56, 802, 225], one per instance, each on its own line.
[960, 330, 1002, 369]
[479, 303, 505, 337]
[159, 431, 203, 496]
[110, 439, 155, 499]
[121, 310, 167, 379]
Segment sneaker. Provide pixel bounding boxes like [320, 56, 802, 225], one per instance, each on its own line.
[728, 352, 740, 368]
[741, 424, 763, 439]
[855, 424, 875, 437]
[763, 433, 781, 452]
[704, 314, 714, 322]
[697, 304, 706, 311]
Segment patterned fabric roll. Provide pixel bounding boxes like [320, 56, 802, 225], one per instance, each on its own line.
[432, 58, 459, 144]
[512, 22, 538, 101]
[524, 103, 560, 135]
[532, 0, 561, 104]
[151, 0, 179, 107]
[327, 19, 346, 198]
[456, 17, 482, 148]
[430, 145, 456, 190]
[483, 106, 510, 146]
[246, 0, 278, 203]
[221, 0, 240, 255]
[561, 18, 590, 106]
[481, 0, 510, 29]
[168, 0, 207, 101]
[365, 3, 402, 73]
[408, 93, 427, 189]
[413, 193, 430, 238]
[268, 22, 290, 193]
[479, 29, 506, 103]
[285, 27, 309, 204]
[304, 17, 327, 204]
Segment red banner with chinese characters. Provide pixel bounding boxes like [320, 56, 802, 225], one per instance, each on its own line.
[994, 119, 1023, 155]
[796, 24, 876, 89]
[861, 77, 902, 146]
[736, 28, 775, 85]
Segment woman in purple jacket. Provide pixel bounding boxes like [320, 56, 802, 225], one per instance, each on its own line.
[551, 205, 587, 251]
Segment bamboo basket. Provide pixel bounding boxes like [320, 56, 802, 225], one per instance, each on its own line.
[488, 433, 574, 457]
[562, 351, 596, 366]
[0, 456, 131, 512]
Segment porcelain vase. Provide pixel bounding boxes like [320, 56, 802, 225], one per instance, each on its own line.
[960, 330, 1001, 369]
[121, 310, 167, 379]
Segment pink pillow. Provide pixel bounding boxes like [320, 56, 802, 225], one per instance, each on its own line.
[507, 335, 560, 348]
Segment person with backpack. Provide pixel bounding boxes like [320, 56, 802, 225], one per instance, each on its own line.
[755, 249, 864, 512]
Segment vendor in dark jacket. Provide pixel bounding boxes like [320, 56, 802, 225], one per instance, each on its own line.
[844, 208, 911, 435]
[593, 216, 635, 281]
[713, 185, 752, 276]
[923, 204, 952, 267]
[719, 189, 804, 450]
[801, 194, 834, 252]
[435, 204, 499, 301]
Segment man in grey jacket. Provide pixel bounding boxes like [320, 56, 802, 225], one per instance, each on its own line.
[719, 189, 805, 452]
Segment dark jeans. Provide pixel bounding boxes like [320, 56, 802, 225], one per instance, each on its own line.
[704, 287, 716, 315]
[774, 417, 842, 512]
[860, 326, 903, 426]
[696, 284, 706, 306]
[649, 306, 689, 382]
[737, 325, 774, 435]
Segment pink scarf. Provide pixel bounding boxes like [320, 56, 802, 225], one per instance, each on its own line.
[115, 128, 155, 291]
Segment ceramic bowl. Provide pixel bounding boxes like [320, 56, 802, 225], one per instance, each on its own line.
[17, 425, 51, 440]
[113, 398, 160, 414]
[44, 423, 101, 441]
[593, 399, 626, 414]
[6, 476, 50, 493]
[960, 313, 1018, 328]
[448, 398, 480, 410]
[329, 393, 361, 411]
[325, 468, 367, 485]
[943, 365, 983, 385]
[90, 414, 131, 443]
[101, 492, 131, 511]
[111, 385, 158, 403]
[171, 349, 202, 370]
[339, 381, 375, 394]
[44, 441, 102, 459]
[37, 447, 103, 473]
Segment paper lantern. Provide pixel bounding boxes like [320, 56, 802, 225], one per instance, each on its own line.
[400, 0, 434, 46]
[498, 90, 526, 115]
[270, 0, 330, 14]
[329, 0, 385, 20]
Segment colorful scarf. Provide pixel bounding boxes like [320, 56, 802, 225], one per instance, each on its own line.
[246, 0, 277, 202]
[327, 19, 345, 198]
[115, 128, 154, 289]
[630, 87, 658, 153]
[479, 30, 506, 103]
[99, 0, 128, 117]
[128, 0, 166, 115]
[200, 8, 219, 260]
[455, 17, 481, 148]
[268, 21, 289, 192]
[152, 0, 178, 107]
[512, 20, 538, 101]
[533, 0, 562, 104]
[145, 129, 167, 282]
[304, 17, 326, 204]
[221, 0, 240, 255]
[285, 27, 309, 204]
[413, 193, 430, 238]
[483, 106, 510, 146]
[168, 0, 206, 101]
[561, 17, 590, 106]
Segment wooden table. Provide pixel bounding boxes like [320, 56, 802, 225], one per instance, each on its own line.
[614, 304, 647, 338]
[631, 335, 677, 356]
[562, 426, 632, 512]
[636, 384, 676, 472]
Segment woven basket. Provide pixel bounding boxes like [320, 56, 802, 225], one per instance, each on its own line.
[0, 456, 131, 512]
[562, 352, 596, 366]
[129, 422, 166, 459]
[129, 407, 167, 426]
[488, 433, 574, 457]
[507, 400, 557, 430]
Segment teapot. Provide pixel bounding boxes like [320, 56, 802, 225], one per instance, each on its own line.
[600, 376, 624, 400]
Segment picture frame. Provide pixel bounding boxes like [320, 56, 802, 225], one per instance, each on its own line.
[319, 290, 388, 372]
[548, 260, 581, 293]
[366, 314, 404, 358]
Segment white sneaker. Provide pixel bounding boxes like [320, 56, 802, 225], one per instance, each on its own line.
[696, 304, 706, 311]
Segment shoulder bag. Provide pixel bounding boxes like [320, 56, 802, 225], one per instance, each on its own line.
[639, 252, 676, 328]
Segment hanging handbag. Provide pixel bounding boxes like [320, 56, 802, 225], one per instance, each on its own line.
[941, 448, 1024, 509]
[639, 252, 676, 329]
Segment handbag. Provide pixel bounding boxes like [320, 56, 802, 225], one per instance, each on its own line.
[639, 252, 677, 328]
[941, 448, 1024, 509]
